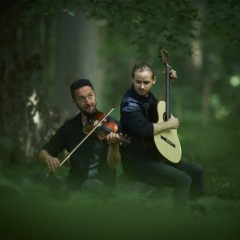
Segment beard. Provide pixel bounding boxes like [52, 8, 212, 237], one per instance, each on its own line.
[136, 89, 148, 97]
[79, 104, 97, 116]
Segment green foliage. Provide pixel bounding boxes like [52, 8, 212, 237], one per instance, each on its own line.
[0, 169, 240, 240]
[85, 0, 199, 52]
[21, 0, 199, 52]
[203, 0, 240, 46]
[180, 114, 240, 199]
[21, 0, 75, 21]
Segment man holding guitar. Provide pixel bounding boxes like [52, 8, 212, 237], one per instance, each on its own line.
[120, 57, 204, 211]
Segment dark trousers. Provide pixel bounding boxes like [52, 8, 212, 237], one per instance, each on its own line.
[125, 159, 204, 209]
[66, 171, 114, 197]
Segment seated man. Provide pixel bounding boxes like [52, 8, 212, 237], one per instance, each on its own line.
[39, 79, 121, 196]
[120, 62, 204, 211]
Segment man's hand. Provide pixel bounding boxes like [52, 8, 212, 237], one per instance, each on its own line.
[106, 132, 120, 145]
[45, 155, 61, 172]
[169, 69, 177, 81]
[166, 117, 179, 129]
[163, 69, 177, 82]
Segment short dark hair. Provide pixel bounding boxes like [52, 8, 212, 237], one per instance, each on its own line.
[70, 79, 94, 99]
[131, 61, 156, 80]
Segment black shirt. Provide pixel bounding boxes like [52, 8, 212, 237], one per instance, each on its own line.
[42, 112, 120, 187]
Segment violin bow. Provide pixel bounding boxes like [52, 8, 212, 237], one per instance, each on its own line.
[47, 105, 116, 177]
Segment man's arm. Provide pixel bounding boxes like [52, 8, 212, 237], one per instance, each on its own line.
[153, 117, 179, 135]
[106, 132, 121, 169]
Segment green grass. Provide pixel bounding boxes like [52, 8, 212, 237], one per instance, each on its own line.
[180, 116, 240, 199]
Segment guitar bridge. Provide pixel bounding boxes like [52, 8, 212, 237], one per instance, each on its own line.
[161, 135, 176, 148]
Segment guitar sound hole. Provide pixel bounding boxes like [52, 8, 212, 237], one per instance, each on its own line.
[161, 135, 176, 148]
[163, 112, 167, 122]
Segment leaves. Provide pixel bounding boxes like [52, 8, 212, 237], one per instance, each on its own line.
[19, 0, 200, 51]
[202, 0, 240, 46]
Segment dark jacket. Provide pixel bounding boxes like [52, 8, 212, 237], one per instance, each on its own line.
[120, 86, 159, 170]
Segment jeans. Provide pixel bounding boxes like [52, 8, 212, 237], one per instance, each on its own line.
[125, 159, 204, 209]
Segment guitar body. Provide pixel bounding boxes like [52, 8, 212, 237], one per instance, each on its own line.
[144, 101, 181, 163]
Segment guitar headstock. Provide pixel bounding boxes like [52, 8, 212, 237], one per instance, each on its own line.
[159, 48, 170, 66]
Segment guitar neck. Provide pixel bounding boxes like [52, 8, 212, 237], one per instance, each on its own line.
[165, 63, 171, 120]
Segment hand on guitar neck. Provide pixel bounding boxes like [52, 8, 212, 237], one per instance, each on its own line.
[166, 69, 177, 81]
[160, 69, 177, 100]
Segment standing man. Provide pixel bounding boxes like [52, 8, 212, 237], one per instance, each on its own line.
[120, 61, 204, 210]
[39, 79, 121, 195]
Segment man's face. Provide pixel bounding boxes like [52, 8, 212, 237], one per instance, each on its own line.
[131, 69, 156, 97]
[73, 86, 96, 115]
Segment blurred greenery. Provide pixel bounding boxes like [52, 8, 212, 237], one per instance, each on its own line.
[0, 167, 240, 240]
[1, 0, 240, 237]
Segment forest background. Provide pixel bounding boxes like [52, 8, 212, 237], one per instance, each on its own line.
[0, 0, 240, 239]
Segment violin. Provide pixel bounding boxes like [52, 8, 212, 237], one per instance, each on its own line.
[83, 111, 130, 146]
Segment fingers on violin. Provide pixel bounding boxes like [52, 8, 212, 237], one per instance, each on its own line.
[107, 132, 120, 143]
[93, 120, 99, 126]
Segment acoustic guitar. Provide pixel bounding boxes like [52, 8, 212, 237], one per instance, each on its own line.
[144, 48, 182, 163]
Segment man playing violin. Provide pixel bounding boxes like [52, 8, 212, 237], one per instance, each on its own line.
[39, 79, 121, 195]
